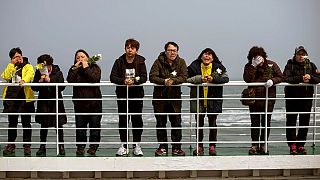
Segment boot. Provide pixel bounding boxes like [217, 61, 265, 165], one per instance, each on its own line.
[36, 145, 46, 157]
[23, 144, 31, 156]
[59, 144, 65, 156]
[76, 146, 85, 156]
[3, 144, 16, 156]
[87, 145, 98, 155]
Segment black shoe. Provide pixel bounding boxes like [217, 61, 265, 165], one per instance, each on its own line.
[36, 145, 46, 157]
[259, 145, 269, 155]
[59, 145, 65, 156]
[248, 146, 259, 155]
[24, 145, 31, 157]
[87, 145, 98, 156]
[3, 144, 16, 156]
[76, 146, 85, 156]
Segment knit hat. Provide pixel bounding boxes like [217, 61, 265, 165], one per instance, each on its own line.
[295, 46, 308, 55]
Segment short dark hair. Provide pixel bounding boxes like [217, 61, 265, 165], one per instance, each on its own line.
[37, 54, 53, 65]
[125, 38, 140, 51]
[247, 46, 267, 62]
[9, 47, 22, 59]
[74, 49, 89, 63]
[164, 41, 179, 51]
[197, 48, 219, 62]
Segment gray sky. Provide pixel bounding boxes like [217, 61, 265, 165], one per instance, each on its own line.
[1, 0, 319, 80]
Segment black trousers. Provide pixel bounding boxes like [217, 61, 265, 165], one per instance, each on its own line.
[286, 99, 312, 147]
[8, 115, 32, 146]
[75, 115, 102, 148]
[117, 99, 143, 146]
[249, 101, 275, 146]
[40, 124, 64, 143]
[195, 114, 217, 147]
[155, 103, 182, 150]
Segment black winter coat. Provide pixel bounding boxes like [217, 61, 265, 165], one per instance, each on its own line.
[187, 59, 229, 113]
[32, 65, 67, 127]
[66, 64, 102, 113]
[283, 58, 320, 98]
[110, 54, 147, 98]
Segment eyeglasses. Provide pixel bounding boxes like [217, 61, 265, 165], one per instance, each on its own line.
[166, 49, 178, 53]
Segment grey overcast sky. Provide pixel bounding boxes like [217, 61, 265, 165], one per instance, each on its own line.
[1, 0, 319, 80]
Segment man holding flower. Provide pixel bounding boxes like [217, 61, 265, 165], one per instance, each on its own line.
[110, 38, 147, 156]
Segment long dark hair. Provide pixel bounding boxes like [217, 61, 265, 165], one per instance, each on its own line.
[247, 46, 267, 63]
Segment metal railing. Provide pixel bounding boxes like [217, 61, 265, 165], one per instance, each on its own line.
[0, 81, 319, 156]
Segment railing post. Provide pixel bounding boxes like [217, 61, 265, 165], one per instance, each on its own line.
[56, 84, 59, 156]
[264, 86, 269, 154]
[126, 85, 129, 150]
[312, 84, 318, 148]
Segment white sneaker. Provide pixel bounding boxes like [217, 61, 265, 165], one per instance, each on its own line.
[116, 145, 129, 156]
[133, 144, 143, 156]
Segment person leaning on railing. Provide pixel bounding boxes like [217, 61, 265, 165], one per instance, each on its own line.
[243, 46, 283, 155]
[32, 54, 67, 157]
[187, 48, 229, 156]
[110, 38, 147, 157]
[67, 49, 102, 156]
[149, 41, 188, 156]
[283, 46, 320, 155]
[1, 47, 35, 156]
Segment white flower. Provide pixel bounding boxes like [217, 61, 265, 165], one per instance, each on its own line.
[302, 55, 308, 59]
[216, 68, 222, 74]
[268, 64, 273, 67]
[171, 70, 177, 77]
[135, 76, 140, 82]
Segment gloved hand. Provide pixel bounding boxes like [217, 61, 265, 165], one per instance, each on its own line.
[251, 56, 264, 67]
[265, 79, 273, 87]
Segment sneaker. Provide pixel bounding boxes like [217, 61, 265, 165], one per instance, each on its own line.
[297, 146, 307, 155]
[155, 148, 167, 156]
[59, 145, 65, 156]
[36, 145, 46, 157]
[87, 145, 98, 156]
[209, 146, 217, 156]
[116, 145, 129, 156]
[248, 146, 259, 155]
[193, 146, 204, 156]
[133, 144, 143, 156]
[3, 144, 16, 156]
[259, 145, 269, 155]
[23, 145, 31, 156]
[76, 146, 85, 156]
[289, 143, 297, 155]
[172, 149, 185, 156]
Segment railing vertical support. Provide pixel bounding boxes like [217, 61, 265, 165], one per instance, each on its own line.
[56, 84, 59, 156]
[264, 87, 269, 154]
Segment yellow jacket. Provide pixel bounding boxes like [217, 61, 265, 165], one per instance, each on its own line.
[1, 63, 35, 102]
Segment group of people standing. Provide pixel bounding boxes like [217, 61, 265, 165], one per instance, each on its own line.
[1, 39, 319, 157]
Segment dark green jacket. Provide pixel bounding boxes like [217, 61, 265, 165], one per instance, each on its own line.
[149, 52, 187, 112]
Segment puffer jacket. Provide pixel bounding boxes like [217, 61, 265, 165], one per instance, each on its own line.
[110, 54, 147, 98]
[149, 52, 187, 112]
[283, 58, 320, 98]
[1, 62, 35, 102]
[243, 60, 283, 107]
[66, 63, 102, 113]
[187, 58, 229, 113]
[32, 64, 67, 126]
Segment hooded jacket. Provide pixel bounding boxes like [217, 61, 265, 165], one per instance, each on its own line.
[1, 62, 35, 103]
[32, 64, 67, 126]
[110, 54, 147, 98]
[187, 58, 229, 113]
[283, 58, 320, 98]
[66, 62, 102, 113]
[149, 52, 187, 112]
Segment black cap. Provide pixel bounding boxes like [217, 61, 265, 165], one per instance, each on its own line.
[295, 46, 308, 55]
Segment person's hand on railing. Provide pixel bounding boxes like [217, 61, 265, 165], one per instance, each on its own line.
[124, 78, 134, 86]
[265, 79, 273, 87]
[303, 74, 311, 83]
[164, 78, 173, 86]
